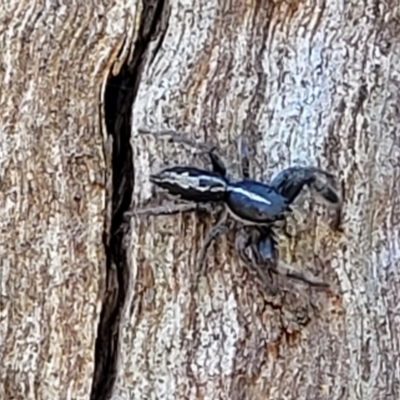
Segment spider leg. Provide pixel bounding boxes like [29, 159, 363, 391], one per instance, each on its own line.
[238, 135, 250, 179]
[271, 214, 294, 239]
[196, 209, 230, 281]
[138, 127, 229, 178]
[310, 172, 344, 231]
[137, 128, 212, 152]
[208, 149, 228, 177]
[270, 167, 316, 204]
[235, 227, 278, 294]
[117, 203, 202, 236]
[270, 166, 341, 205]
[126, 202, 212, 219]
[257, 227, 330, 288]
[270, 260, 330, 288]
[270, 166, 343, 230]
[254, 227, 278, 264]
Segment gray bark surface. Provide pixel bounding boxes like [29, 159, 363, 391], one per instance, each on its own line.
[1, 1, 400, 400]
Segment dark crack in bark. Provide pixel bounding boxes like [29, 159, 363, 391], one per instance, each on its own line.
[90, 1, 169, 399]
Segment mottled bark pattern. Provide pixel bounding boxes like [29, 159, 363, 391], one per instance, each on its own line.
[0, 2, 137, 400]
[122, 1, 400, 400]
[1, 0, 400, 400]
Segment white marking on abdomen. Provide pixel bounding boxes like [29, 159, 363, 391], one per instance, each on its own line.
[228, 186, 272, 205]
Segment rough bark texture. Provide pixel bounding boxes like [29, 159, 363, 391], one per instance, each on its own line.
[0, 2, 137, 399]
[1, 1, 400, 400]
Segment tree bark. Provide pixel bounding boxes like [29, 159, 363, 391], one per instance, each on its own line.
[0, 2, 137, 399]
[1, 1, 400, 400]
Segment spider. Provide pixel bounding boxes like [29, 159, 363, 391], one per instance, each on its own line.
[131, 129, 343, 293]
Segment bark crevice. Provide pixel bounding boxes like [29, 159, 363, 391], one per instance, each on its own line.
[90, 1, 169, 399]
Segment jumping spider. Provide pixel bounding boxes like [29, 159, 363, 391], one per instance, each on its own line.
[132, 129, 343, 293]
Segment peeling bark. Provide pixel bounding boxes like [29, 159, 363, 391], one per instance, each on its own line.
[1, 1, 400, 400]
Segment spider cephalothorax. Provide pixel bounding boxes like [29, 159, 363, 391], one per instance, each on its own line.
[132, 129, 343, 292]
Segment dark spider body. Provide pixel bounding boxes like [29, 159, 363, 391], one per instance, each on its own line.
[151, 152, 293, 225]
[136, 130, 343, 291]
[150, 167, 291, 223]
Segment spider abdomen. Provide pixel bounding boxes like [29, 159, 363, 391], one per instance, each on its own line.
[150, 166, 227, 202]
[225, 180, 290, 224]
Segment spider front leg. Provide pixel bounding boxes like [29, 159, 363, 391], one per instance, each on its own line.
[270, 166, 343, 230]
